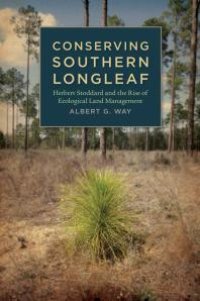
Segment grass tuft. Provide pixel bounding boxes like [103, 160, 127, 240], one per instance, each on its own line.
[60, 169, 133, 261]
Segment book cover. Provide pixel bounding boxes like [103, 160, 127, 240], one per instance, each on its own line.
[0, 0, 200, 300]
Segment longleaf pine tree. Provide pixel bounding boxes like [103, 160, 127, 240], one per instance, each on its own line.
[11, 6, 42, 151]
[5, 68, 24, 149]
[187, 0, 200, 155]
[81, 0, 89, 157]
[100, 0, 108, 160]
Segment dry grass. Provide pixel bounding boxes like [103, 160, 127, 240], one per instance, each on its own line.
[0, 150, 200, 300]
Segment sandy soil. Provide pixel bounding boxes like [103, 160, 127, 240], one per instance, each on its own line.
[0, 150, 200, 301]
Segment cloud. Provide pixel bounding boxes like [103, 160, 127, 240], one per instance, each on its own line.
[39, 12, 57, 27]
[162, 100, 171, 116]
[0, 8, 56, 68]
[162, 74, 168, 84]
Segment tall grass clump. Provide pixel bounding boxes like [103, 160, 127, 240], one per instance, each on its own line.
[60, 170, 133, 261]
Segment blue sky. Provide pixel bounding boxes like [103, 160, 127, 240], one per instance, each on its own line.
[0, 0, 168, 27]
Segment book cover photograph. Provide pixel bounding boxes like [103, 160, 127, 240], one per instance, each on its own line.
[0, 0, 200, 300]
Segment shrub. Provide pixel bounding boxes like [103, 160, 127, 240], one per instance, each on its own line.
[154, 152, 171, 165]
[139, 289, 156, 301]
[0, 131, 5, 148]
[60, 169, 133, 261]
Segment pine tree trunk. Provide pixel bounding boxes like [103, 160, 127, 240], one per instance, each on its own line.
[112, 128, 115, 152]
[102, 0, 107, 26]
[81, 128, 88, 155]
[100, 128, 106, 159]
[6, 100, 9, 149]
[153, 129, 156, 150]
[187, 0, 199, 155]
[145, 127, 149, 151]
[133, 127, 137, 150]
[100, 0, 107, 160]
[16, 105, 19, 126]
[93, 128, 96, 149]
[81, 0, 89, 157]
[83, 0, 89, 26]
[15, 105, 18, 149]
[12, 100, 15, 149]
[12, 82, 15, 149]
[25, 34, 30, 152]
[173, 124, 176, 150]
[168, 30, 177, 152]
[62, 127, 65, 149]
[81, 127, 88, 156]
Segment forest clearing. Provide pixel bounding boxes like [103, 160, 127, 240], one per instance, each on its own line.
[0, 150, 200, 301]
